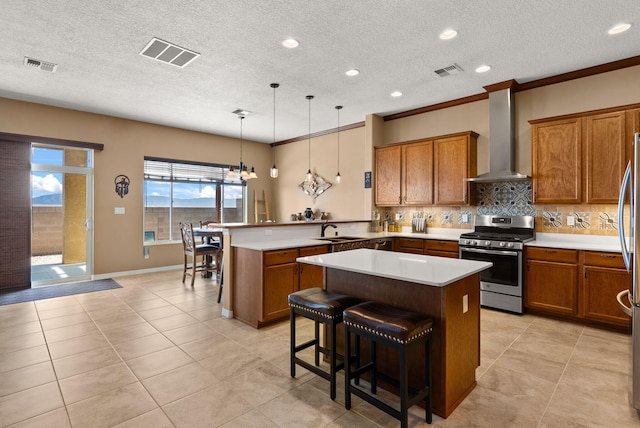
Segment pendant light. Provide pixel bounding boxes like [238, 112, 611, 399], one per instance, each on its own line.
[227, 115, 257, 181]
[335, 105, 343, 183]
[270, 83, 279, 178]
[306, 95, 314, 182]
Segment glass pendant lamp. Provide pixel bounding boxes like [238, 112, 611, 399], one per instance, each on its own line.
[335, 105, 342, 183]
[306, 95, 314, 182]
[270, 83, 279, 178]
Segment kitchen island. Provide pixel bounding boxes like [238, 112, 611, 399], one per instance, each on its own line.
[297, 248, 492, 419]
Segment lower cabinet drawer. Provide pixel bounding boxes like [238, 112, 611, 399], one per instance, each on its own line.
[527, 247, 578, 263]
[264, 249, 298, 266]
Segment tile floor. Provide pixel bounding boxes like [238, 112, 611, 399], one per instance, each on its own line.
[1, 271, 640, 427]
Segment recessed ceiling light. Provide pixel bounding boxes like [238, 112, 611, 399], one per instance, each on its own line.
[282, 38, 299, 48]
[439, 29, 458, 40]
[390, 91, 403, 97]
[608, 23, 631, 35]
[475, 65, 491, 73]
[232, 109, 252, 116]
[345, 69, 360, 76]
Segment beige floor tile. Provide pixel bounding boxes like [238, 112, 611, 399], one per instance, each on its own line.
[0, 382, 64, 427]
[142, 361, 220, 406]
[0, 321, 42, 341]
[6, 407, 71, 428]
[162, 383, 254, 428]
[0, 345, 51, 374]
[257, 382, 348, 428]
[47, 333, 110, 360]
[0, 361, 57, 398]
[508, 326, 578, 364]
[52, 346, 122, 379]
[205, 317, 268, 342]
[125, 297, 172, 312]
[162, 322, 217, 345]
[198, 340, 265, 380]
[33, 296, 78, 311]
[100, 321, 158, 344]
[178, 334, 231, 361]
[43, 321, 99, 344]
[86, 305, 136, 321]
[59, 362, 137, 404]
[492, 347, 567, 383]
[111, 408, 174, 428]
[137, 305, 185, 321]
[66, 382, 158, 428]
[226, 361, 302, 407]
[126, 346, 194, 379]
[112, 332, 175, 361]
[36, 304, 86, 320]
[569, 331, 632, 375]
[186, 305, 224, 322]
[220, 409, 279, 427]
[91, 311, 146, 330]
[147, 312, 199, 332]
[0, 331, 45, 354]
[40, 312, 92, 331]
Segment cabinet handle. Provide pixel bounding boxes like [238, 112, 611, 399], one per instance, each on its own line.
[543, 249, 557, 253]
[599, 254, 616, 259]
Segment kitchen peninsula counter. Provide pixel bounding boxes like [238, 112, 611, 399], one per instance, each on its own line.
[297, 249, 491, 418]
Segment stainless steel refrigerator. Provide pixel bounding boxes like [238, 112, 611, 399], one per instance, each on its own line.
[617, 131, 640, 411]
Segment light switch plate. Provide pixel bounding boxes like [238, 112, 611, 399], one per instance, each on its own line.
[567, 215, 575, 226]
[463, 294, 469, 313]
[114, 207, 125, 215]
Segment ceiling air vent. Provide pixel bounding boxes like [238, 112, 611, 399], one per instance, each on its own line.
[139, 37, 200, 68]
[24, 57, 57, 72]
[434, 63, 463, 77]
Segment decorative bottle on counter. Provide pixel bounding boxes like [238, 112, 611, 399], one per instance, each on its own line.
[304, 207, 314, 221]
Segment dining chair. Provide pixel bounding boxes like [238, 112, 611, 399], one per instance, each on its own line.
[179, 222, 221, 287]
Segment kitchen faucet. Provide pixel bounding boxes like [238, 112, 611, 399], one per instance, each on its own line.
[320, 222, 337, 237]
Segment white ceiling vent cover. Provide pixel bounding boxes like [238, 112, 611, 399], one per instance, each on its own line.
[24, 57, 57, 72]
[140, 37, 200, 68]
[434, 63, 463, 77]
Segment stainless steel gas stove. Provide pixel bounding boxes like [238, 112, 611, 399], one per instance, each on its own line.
[458, 215, 535, 314]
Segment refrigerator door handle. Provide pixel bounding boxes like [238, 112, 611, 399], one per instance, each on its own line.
[616, 289, 633, 317]
[618, 161, 632, 270]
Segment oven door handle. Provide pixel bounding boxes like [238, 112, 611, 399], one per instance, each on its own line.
[461, 247, 519, 257]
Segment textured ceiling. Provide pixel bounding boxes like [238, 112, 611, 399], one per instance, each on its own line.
[1, 1, 639, 143]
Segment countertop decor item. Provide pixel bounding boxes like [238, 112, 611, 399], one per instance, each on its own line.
[299, 172, 332, 202]
[304, 208, 314, 221]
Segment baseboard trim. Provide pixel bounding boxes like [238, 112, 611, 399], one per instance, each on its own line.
[92, 265, 182, 280]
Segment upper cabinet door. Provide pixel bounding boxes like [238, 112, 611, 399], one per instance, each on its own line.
[585, 112, 626, 204]
[375, 145, 402, 206]
[433, 134, 477, 206]
[531, 118, 582, 204]
[403, 140, 433, 205]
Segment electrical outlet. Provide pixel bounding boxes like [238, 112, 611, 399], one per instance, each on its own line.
[114, 207, 125, 215]
[567, 215, 575, 226]
[463, 294, 469, 313]
[462, 213, 469, 223]
[264, 229, 273, 236]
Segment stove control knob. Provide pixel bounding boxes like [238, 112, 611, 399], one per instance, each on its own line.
[484, 240, 491, 247]
[499, 242, 506, 247]
[507, 242, 514, 248]
[462, 239, 469, 245]
[471, 240, 478, 246]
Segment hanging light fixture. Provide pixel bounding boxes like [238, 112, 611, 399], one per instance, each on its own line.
[306, 95, 314, 182]
[270, 83, 279, 178]
[227, 115, 257, 181]
[335, 105, 343, 184]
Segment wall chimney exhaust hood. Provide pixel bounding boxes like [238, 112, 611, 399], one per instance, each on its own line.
[466, 80, 529, 182]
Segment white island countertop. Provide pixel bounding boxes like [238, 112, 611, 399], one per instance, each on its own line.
[297, 248, 492, 287]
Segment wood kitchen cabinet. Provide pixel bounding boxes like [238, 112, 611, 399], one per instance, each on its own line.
[298, 245, 329, 290]
[530, 118, 582, 203]
[580, 251, 631, 328]
[526, 246, 631, 329]
[530, 108, 630, 204]
[375, 140, 433, 206]
[393, 237, 424, 254]
[424, 240, 459, 258]
[525, 247, 578, 316]
[433, 133, 477, 206]
[374, 131, 477, 207]
[234, 244, 329, 328]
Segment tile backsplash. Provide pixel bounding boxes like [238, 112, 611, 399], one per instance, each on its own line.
[378, 179, 622, 236]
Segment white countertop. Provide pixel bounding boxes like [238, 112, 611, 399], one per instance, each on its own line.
[297, 248, 492, 287]
[527, 233, 623, 253]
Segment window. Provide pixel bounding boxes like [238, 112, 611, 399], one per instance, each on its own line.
[143, 157, 245, 242]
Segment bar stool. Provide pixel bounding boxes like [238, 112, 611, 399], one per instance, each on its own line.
[288, 288, 361, 400]
[343, 301, 433, 427]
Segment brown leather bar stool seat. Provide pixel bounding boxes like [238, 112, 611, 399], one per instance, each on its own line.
[288, 287, 361, 400]
[343, 301, 433, 427]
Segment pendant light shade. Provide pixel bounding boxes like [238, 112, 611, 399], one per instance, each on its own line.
[335, 105, 342, 184]
[270, 83, 279, 178]
[305, 95, 314, 182]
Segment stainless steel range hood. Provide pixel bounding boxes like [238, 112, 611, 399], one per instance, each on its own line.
[467, 83, 529, 182]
